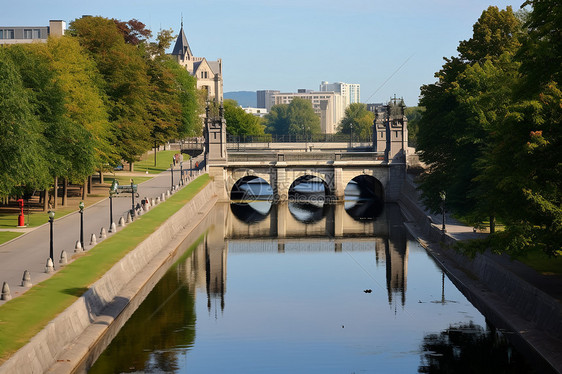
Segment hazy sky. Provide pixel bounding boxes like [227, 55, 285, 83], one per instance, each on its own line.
[2, 0, 526, 106]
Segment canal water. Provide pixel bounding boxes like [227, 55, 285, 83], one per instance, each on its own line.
[88, 198, 535, 373]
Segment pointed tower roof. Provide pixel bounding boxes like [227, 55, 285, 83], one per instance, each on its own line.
[171, 22, 193, 58]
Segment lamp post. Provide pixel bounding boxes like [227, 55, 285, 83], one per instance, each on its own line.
[170, 163, 174, 190]
[180, 162, 183, 185]
[109, 180, 117, 228]
[350, 123, 353, 149]
[79, 201, 84, 249]
[190, 158, 193, 178]
[130, 179, 135, 220]
[440, 191, 446, 232]
[48, 210, 55, 267]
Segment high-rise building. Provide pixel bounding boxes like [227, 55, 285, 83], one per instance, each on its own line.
[0, 20, 65, 45]
[319, 81, 360, 109]
[256, 90, 279, 111]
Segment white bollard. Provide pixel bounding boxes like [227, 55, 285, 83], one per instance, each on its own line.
[59, 250, 68, 265]
[1, 282, 11, 301]
[45, 258, 54, 273]
[21, 270, 32, 287]
[100, 227, 107, 239]
[74, 240, 82, 253]
[90, 233, 97, 246]
[109, 222, 117, 233]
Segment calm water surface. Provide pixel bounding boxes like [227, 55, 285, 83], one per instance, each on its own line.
[89, 200, 533, 373]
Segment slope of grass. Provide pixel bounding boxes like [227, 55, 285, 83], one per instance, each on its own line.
[133, 150, 190, 174]
[0, 174, 210, 363]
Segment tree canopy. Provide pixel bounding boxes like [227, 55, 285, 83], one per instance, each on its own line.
[265, 98, 321, 135]
[223, 99, 265, 136]
[416, 4, 561, 256]
[338, 103, 374, 139]
[0, 15, 205, 198]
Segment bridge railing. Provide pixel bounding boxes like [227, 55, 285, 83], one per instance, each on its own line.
[227, 134, 372, 144]
[227, 152, 385, 162]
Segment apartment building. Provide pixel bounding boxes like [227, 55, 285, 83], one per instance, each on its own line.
[0, 20, 66, 45]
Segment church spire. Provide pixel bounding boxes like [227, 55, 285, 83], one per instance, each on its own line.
[171, 19, 193, 59]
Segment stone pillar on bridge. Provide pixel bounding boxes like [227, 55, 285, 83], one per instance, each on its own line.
[332, 167, 345, 200]
[373, 96, 408, 164]
[205, 103, 229, 200]
[277, 201, 288, 238]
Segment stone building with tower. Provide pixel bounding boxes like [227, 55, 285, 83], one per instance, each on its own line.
[170, 23, 223, 102]
[373, 96, 408, 163]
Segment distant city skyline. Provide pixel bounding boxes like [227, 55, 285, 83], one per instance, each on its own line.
[2, 0, 527, 106]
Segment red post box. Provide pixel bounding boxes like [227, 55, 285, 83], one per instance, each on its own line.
[17, 199, 25, 227]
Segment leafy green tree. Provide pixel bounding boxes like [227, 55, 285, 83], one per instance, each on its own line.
[223, 99, 265, 136]
[265, 104, 290, 135]
[5, 44, 96, 185]
[45, 35, 115, 171]
[417, 6, 523, 217]
[404, 106, 424, 147]
[0, 49, 49, 196]
[287, 98, 321, 135]
[338, 103, 374, 139]
[265, 98, 320, 135]
[69, 16, 153, 164]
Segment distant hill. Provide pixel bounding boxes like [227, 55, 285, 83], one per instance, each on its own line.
[224, 91, 257, 108]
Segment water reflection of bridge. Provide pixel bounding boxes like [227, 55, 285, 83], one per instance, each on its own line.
[179, 203, 409, 315]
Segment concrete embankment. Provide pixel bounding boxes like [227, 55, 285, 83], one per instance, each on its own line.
[399, 176, 562, 374]
[0, 180, 218, 374]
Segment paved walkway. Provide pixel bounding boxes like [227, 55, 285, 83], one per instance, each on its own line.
[0, 156, 205, 306]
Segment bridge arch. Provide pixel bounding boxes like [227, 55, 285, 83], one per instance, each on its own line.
[343, 174, 385, 220]
[228, 169, 274, 201]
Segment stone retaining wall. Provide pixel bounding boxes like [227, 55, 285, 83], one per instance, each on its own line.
[398, 176, 562, 373]
[0, 180, 217, 374]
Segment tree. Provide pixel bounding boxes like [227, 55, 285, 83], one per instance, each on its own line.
[265, 98, 320, 135]
[45, 35, 115, 171]
[416, 6, 523, 217]
[338, 103, 374, 139]
[404, 106, 424, 147]
[69, 16, 153, 164]
[223, 99, 265, 136]
[0, 49, 49, 196]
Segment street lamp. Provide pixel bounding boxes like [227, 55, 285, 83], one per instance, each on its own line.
[180, 161, 183, 185]
[109, 180, 117, 230]
[440, 191, 446, 232]
[190, 158, 193, 178]
[350, 123, 353, 149]
[130, 179, 135, 220]
[48, 210, 55, 267]
[170, 163, 174, 190]
[79, 201, 84, 249]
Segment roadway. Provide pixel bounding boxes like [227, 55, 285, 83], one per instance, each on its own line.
[0, 156, 205, 306]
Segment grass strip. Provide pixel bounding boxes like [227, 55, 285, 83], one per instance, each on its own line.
[133, 150, 190, 174]
[0, 174, 210, 363]
[0, 232, 23, 245]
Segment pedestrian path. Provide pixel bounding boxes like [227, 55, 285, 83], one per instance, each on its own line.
[0, 157, 206, 306]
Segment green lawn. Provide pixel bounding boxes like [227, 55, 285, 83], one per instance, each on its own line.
[517, 249, 562, 277]
[103, 175, 152, 187]
[0, 174, 210, 363]
[133, 150, 190, 174]
[0, 231, 23, 245]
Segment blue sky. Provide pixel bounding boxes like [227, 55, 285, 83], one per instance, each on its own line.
[2, 0, 526, 106]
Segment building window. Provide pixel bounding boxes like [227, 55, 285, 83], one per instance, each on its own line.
[2, 29, 15, 39]
[24, 29, 32, 39]
[33, 29, 41, 38]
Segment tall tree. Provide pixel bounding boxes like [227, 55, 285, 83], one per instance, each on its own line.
[265, 104, 290, 135]
[416, 6, 523, 216]
[338, 103, 375, 139]
[0, 50, 49, 196]
[223, 99, 265, 136]
[287, 98, 321, 135]
[69, 16, 153, 164]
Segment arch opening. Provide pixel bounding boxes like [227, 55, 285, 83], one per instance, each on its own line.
[344, 175, 384, 221]
[230, 176, 273, 224]
[287, 175, 330, 223]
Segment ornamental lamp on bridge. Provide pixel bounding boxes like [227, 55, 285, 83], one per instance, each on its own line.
[109, 180, 117, 229]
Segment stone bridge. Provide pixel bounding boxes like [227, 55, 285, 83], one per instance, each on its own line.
[204, 98, 409, 203]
